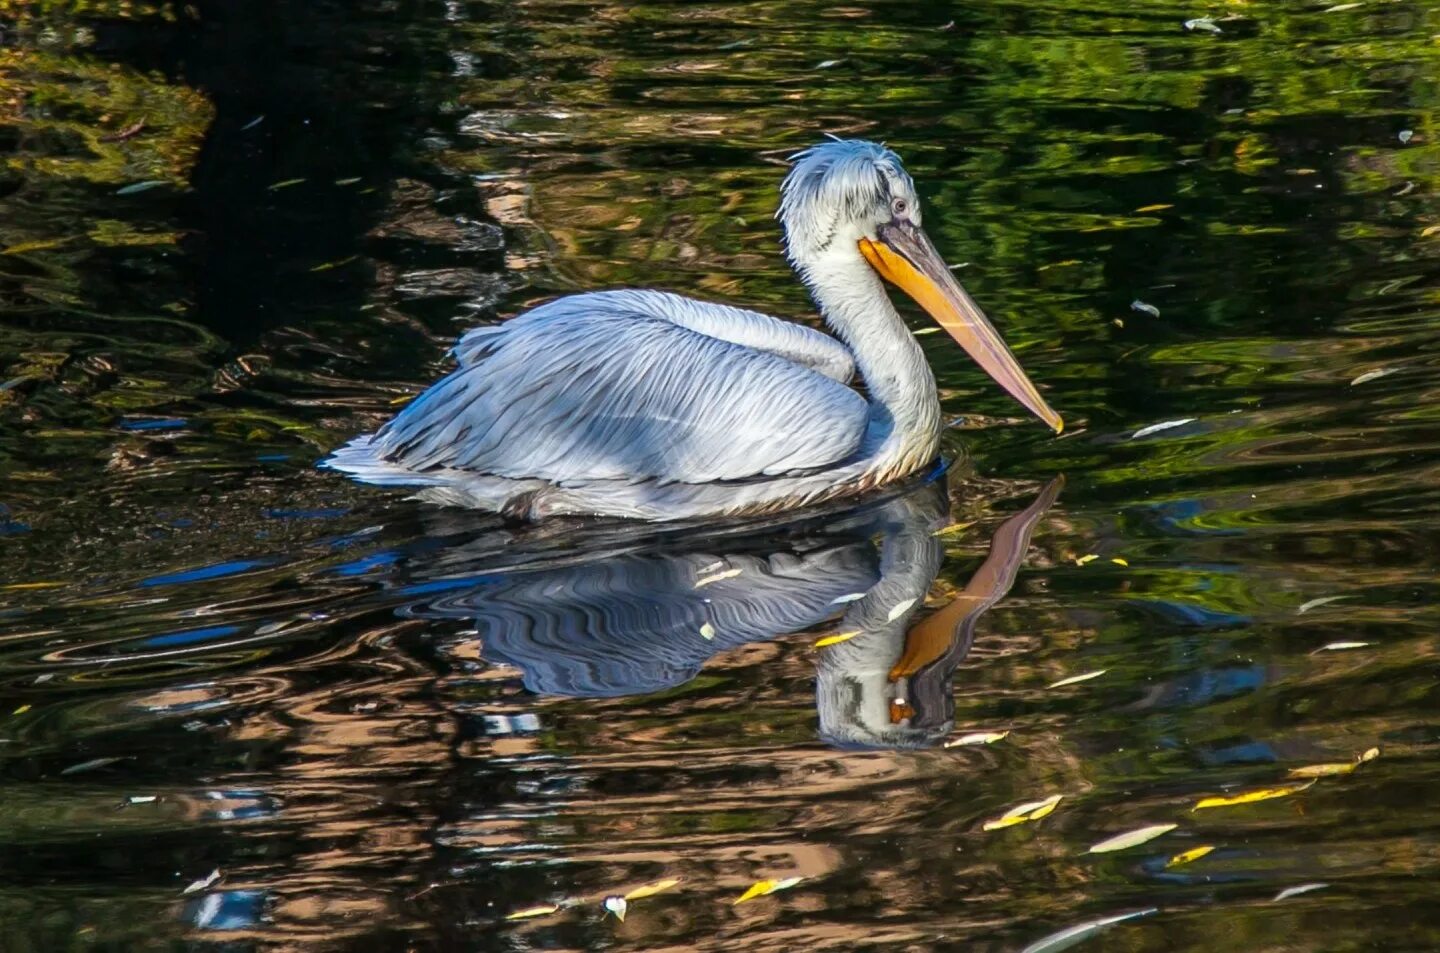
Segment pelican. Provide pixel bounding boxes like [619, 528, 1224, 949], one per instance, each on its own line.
[325, 139, 1062, 520]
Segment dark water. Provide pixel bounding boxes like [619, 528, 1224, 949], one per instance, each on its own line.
[3, 0, 1440, 949]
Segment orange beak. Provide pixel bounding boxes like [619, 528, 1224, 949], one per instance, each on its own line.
[860, 222, 1063, 433]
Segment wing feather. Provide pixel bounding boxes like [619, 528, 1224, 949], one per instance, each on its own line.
[373, 298, 869, 485]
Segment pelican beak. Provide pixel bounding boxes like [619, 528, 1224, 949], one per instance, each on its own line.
[859, 221, 1063, 434]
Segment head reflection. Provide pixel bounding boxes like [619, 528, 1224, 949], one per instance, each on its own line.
[402, 473, 1062, 750]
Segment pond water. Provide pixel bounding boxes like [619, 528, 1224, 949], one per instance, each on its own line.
[3, 0, 1440, 949]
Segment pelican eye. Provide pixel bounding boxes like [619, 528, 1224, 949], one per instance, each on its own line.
[891, 197, 908, 217]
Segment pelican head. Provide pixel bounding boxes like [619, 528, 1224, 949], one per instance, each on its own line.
[779, 138, 1063, 433]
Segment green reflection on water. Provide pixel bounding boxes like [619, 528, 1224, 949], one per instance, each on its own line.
[1, 0, 1439, 950]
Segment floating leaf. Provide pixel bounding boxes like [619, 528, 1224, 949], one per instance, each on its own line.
[1021, 907, 1159, 953]
[1273, 883, 1328, 901]
[1131, 418, 1196, 440]
[1422, 225, 1440, 238]
[60, 756, 126, 776]
[1350, 368, 1395, 386]
[623, 878, 680, 901]
[183, 869, 221, 895]
[733, 876, 803, 904]
[695, 567, 742, 587]
[1315, 641, 1370, 652]
[1323, 2, 1361, 10]
[268, 178, 306, 190]
[12, 705, 31, 715]
[830, 592, 867, 604]
[1193, 782, 1312, 811]
[116, 180, 169, 195]
[913, 327, 941, 336]
[310, 255, 359, 273]
[1074, 554, 1100, 566]
[1360, 747, 1380, 763]
[1183, 17, 1221, 32]
[1287, 762, 1356, 778]
[1399, 129, 1414, 144]
[699, 622, 716, 641]
[1297, 595, 1346, 614]
[1166, 845, 1215, 867]
[983, 794, 1064, 831]
[1087, 823, 1178, 854]
[1135, 204, 1173, 213]
[944, 730, 1009, 748]
[886, 598, 917, 622]
[335, 176, 362, 186]
[1111, 557, 1129, 566]
[505, 904, 560, 921]
[1130, 299, 1160, 318]
[127, 795, 158, 804]
[814, 630, 860, 648]
[1049, 670, 1107, 689]
[932, 520, 976, 538]
[603, 896, 628, 921]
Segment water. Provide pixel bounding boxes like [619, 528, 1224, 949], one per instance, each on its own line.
[3, 0, 1440, 949]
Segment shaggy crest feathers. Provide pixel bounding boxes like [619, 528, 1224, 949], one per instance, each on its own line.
[777, 138, 917, 270]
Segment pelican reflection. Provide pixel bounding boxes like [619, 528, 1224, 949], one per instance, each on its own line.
[399, 474, 1062, 749]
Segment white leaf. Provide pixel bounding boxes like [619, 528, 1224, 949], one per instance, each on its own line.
[1315, 641, 1370, 652]
[1131, 418, 1197, 440]
[1021, 908, 1160, 953]
[1087, 823, 1178, 854]
[886, 598, 918, 622]
[1349, 368, 1394, 386]
[1049, 669, 1107, 689]
[699, 622, 716, 640]
[1130, 299, 1160, 317]
[1297, 595, 1346, 614]
[183, 869, 221, 895]
[1273, 883, 1329, 901]
[829, 592, 867, 604]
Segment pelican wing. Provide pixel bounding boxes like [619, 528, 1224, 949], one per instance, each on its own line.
[370, 296, 870, 485]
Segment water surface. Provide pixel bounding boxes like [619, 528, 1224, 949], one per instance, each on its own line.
[3, 0, 1440, 949]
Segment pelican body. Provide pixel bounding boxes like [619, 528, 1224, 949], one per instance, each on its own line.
[325, 139, 1061, 520]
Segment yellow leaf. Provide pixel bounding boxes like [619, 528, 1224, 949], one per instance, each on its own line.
[1135, 203, 1173, 212]
[12, 705, 31, 715]
[1110, 557, 1129, 567]
[1074, 554, 1100, 566]
[1049, 670, 1107, 689]
[623, 878, 680, 901]
[1422, 224, 1440, 237]
[1359, 747, 1380, 763]
[2, 581, 65, 590]
[814, 630, 860, 648]
[699, 622, 716, 640]
[1166, 845, 1215, 867]
[983, 794, 1063, 831]
[1287, 762, 1356, 779]
[505, 904, 560, 920]
[733, 877, 802, 904]
[1193, 782, 1313, 811]
[389, 394, 415, 406]
[734, 880, 777, 904]
[931, 520, 976, 538]
[695, 567, 742, 587]
[944, 730, 1009, 747]
[1087, 823, 1177, 854]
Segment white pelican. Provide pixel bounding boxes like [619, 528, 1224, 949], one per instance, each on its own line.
[326, 139, 1062, 520]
